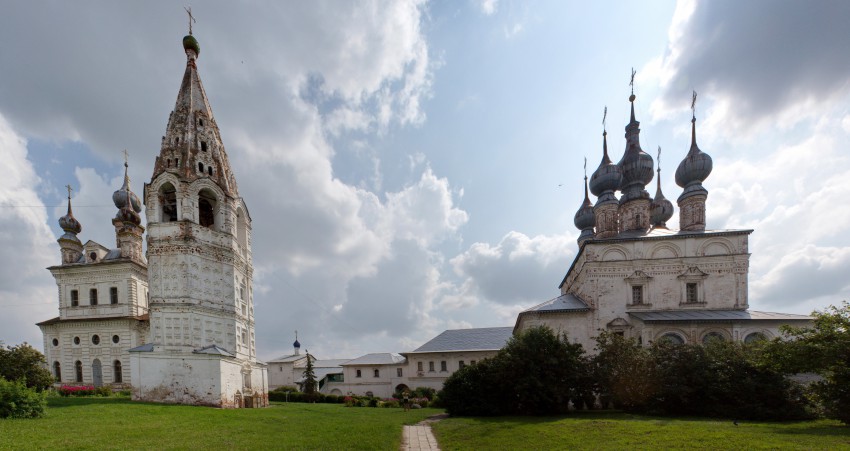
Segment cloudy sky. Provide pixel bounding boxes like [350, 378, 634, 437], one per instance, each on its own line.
[2, 0, 849, 360]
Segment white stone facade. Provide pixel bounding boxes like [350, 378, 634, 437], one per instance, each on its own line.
[130, 32, 267, 408]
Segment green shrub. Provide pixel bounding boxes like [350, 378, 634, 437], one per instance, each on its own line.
[270, 385, 299, 394]
[0, 377, 46, 419]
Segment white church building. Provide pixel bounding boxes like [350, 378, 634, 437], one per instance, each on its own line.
[38, 27, 267, 408]
[514, 89, 811, 350]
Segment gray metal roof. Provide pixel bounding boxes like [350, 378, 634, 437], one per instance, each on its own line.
[342, 353, 406, 366]
[629, 310, 812, 323]
[519, 294, 590, 314]
[314, 359, 350, 368]
[268, 353, 309, 363]
[193, 344, 235, 357]
[128, 343, 154, 352]
[410, 327, 514, 353]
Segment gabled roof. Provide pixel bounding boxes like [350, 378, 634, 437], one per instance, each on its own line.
[409, 327, 514, 353]
[629, 310, 812, 323]
[342, 353, 406, 366]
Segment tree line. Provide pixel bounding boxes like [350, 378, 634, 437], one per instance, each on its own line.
[439, 301, 850, 425]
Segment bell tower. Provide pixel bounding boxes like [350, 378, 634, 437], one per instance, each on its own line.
[131, 14, 267, 408]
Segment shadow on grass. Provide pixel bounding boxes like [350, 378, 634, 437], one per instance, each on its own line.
[48, 397, 133, 408]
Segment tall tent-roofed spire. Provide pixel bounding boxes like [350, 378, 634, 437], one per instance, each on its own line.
[150, 26, 238, 196]
[650, 146, 674, 228]
[675, 91, 712, 231]
[574, 158, 596, 245]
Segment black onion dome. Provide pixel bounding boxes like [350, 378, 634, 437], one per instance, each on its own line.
[618, 98, 654, 199]
[112, 164, 142, 213]
[58, 195, 82, 235]
[589, 131, 623, 197]
[574, 178, 596, 231]
[675, 117, 713, 192]
[650, 176, 674, 227]
[113, 162, 143, 226]
[293, 339, 301, 349]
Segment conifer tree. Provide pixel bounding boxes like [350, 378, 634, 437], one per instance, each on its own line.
[302, 352, 317, 396]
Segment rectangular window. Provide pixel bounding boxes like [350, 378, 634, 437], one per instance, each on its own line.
[110, 287, 118, 304]
[71, 290, 79, 307]
[397, 368, 403, 377]
[632, 285, 643, 304]
[470, 360, 476, 365]
[356, 369, 361, 378]
[459, 361, 465, 369]
[90, 288, 98, 306]
[440, 361, 447, 372]
[417, 362, 423, 372]
[428, 361, 435, 372]
[686, 283, 698, 303]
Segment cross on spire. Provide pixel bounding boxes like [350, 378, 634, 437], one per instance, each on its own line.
[630, 67, 636, 95]
[65, 184, 73, 199]
[583, 156, 587, 179]
[123, 149, 129, 167]
[602, 106, 607, 132]
[185, 6, 196, 35]
[691, 90, 698, 119]
[657, 146, 662, 173]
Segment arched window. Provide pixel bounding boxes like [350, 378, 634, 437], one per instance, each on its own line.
[744, 332, 767, 344]
[659, 333, 685, 345]
[702, 332, 725, 344]
[75, 361, 83, 382]
[198, 189, 217, 229]
[201, 141, 207, 152]
[198, 162, 204, 173]
[54, 362, 61, 382]
[373, 369, 380, 378]
[159, 183, 177, 222]
[113, 360, 123, 383]
[208, 166, 213, 176]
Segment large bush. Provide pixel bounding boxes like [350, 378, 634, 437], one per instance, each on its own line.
[767, 301, 850, 424]
[0, 343, 54, 391]
[0, 377, 47, 419]
[440, 326, 589, 416]
[593, 333, 812, 420]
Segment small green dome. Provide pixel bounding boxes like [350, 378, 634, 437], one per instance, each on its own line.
[183, 35, 200, 56]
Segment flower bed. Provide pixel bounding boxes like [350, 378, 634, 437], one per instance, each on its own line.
[58, 385, 96, 397]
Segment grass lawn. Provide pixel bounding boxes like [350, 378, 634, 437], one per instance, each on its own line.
[0, 397, 441, 450]
[432, 411, 850, 450]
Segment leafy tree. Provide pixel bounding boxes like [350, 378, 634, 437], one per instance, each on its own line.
[0, 343, 54, 391]
[592, 332, 657, 410]
[302, 352, 317, 397]
[770, 301, 850, 425]
[439, 326, 588, 416]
